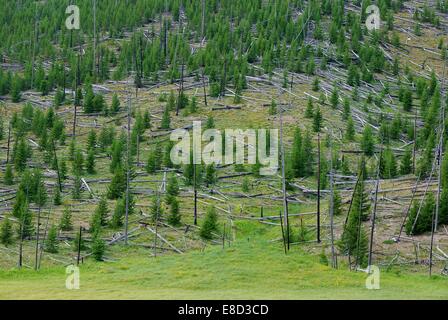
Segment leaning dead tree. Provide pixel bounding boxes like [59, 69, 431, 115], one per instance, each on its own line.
[193, 161, 198, 226]
[368, 148, 382, 272]
[430, 73, 446, 276]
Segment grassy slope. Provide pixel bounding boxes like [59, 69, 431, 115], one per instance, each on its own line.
[1, 222, 447, 300]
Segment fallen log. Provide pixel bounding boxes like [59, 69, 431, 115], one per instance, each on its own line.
[145, 226, 183, 254]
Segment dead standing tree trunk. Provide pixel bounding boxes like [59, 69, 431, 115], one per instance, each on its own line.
[279, 103, 289, 250]
[124, 94, 132, 245]
[6, 123, 11, 164]
[430, 77, 446, 275]
[328, 130, 337, 268]
[34, 206, 41, 270]
[317, 132, 321, 243]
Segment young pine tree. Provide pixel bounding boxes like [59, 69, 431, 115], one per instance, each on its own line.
[312, 77, 320, 91]
[402, 89, 413, 112]
[189, 96, 198, 114]
[110, 198, 125, 229]
[111, 93, 120, 114]
[183, 161, 204, 186]
[319, 247, 329, 266]
[11, 77, 22, 102]
[91, 230, 105, 261]
[3, 164, 14, 185]
[72, 149, 84, 175]
[242, 177, 251, 193]
[90, 208, 102, 236]
[143, 110, 151, 130]
[72, 175, 82, 200]
[333, 191, 342, 216]
[59, 207, 73, 231]
[167, 197, 181, 227]
[17, 201, 34, 239]
[330, 87, 339, 109]
[305, 98, 314, 118]
[107, 167, 126, 200]
[45, 225, 59, 253]
[60, 159, 68, 181]
[361, 126, 375, 157]
[352, 171, 371, 221]
[167, 175, 180, 198]
[162, 142, 174, 169]
[53, 89, 64, 109]
[200, 206, 219, 240]
[69, 139, 76, 161]
[161, 106, 171, 129]
[341, 155, 351, 175]
[205, 116, 215, 129]
[417, 134, 436, 177]
[0, 218, 14, 247]
[204, 164, 217, 187]
[269, 100, 277, 116]
[83, 88, 95, 114]
[75, 88, 83, 106]
[400, 148, 413, 175]
[14, 137, 32, 172]
[150, 196, 163, 223]
[338, 168, 369, 267]
[87, 130, 97, 152]
[313, 107, 323, 133]
[405, 193, 435, 235]
[343, 99, 351, 120]
[339, 211, 369, 268]
[53, 186, 62, 206]
[86, 149, 96, 174]
[345, 117, 356, 141]
[94, 197, 109, 228]
[12, 190, 26, 219]
[109, 139, 124, 173]
[167, 91, 176, 111]
[380, 148, 398, 179]
[302, 131, 314, 177]
[146, 147, 161, 174]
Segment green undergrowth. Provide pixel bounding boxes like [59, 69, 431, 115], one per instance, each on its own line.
[0, 221, 447, 300]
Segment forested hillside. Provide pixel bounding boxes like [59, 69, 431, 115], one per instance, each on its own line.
[1, 0, 448, 298]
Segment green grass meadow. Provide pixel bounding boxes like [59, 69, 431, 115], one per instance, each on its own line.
[1, 222, 447, 300]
